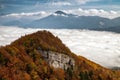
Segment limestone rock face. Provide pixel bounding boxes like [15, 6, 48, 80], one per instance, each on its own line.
[37, 48, 75, 70]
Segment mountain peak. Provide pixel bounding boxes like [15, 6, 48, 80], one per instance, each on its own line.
[55, 11, 67, 15]
[12, 30, 71, 54]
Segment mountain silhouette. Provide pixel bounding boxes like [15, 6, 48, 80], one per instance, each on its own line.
[1, 11, 120, 33]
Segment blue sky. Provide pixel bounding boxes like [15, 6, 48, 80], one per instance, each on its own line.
[0, 0, 120, 14]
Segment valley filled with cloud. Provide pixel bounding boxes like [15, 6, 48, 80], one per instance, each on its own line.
[0, 26, 120, 69]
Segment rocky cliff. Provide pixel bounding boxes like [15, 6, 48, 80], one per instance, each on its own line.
[37, 47, 75, 70]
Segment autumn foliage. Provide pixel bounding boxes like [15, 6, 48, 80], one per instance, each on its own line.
[0, 31, 120, 80]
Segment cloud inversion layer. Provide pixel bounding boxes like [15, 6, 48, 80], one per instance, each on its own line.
[0, 26, 120, 68]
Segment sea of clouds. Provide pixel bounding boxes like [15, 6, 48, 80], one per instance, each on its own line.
[0, 26, 120, 68]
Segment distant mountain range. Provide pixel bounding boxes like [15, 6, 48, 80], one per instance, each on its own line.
[1, 11, 120, 33]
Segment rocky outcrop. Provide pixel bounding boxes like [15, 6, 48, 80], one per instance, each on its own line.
[37, 47, 75, 70]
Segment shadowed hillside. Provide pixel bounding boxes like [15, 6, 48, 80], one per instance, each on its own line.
[0, 31, 120, 80]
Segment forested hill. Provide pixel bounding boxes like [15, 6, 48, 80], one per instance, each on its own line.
[0, 31, 120, 80]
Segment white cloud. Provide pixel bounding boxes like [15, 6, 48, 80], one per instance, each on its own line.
[75, 0, 99, 4]
[0, 11, 52, 24]
[51, 2, 71, 6]
[63, 8, 120, 19]
[48, 0, 98, 6]
[0, 26, 120, 68]
[52, 13, 68, 17]
[2, 11, 51, 19]
[110, 10, 117, 14]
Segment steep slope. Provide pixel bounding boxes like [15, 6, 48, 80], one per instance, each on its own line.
[0, 31, 120, 80]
